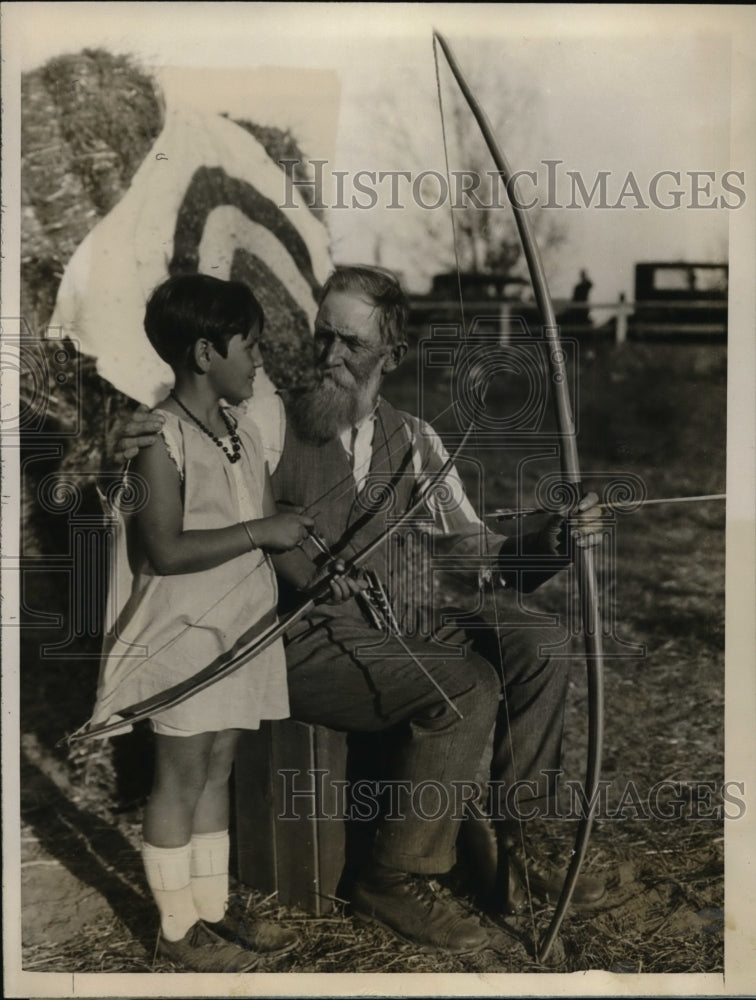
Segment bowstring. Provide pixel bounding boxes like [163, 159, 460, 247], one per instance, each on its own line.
[432, 34, 538, 944]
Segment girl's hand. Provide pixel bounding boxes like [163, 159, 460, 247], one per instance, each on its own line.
[247, 513, 314, 553]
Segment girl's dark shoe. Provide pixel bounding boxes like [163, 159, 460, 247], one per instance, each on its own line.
[210, 900, 299, 955]
[157, 920, 259, 972]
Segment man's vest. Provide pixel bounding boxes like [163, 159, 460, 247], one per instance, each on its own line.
[271, 398, 431, 633]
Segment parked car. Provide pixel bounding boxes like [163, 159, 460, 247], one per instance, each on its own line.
[627, 262, 727, 340]
[408, 271, 531, 330]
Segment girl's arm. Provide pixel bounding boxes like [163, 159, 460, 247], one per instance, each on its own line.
[261, 461, 280, 518]
[134, 437, 312, 575]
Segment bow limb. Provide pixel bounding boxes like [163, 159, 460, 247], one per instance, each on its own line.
[63, 597, 316, 745]
[433, 30, 605, 963]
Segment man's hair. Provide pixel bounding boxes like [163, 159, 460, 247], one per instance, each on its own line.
[318, 265, 408, 348]
[144, 273, 264, 370]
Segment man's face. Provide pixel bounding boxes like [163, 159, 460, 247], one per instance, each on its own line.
[287, 289, 393, 442]
[313, 289, 387, 401]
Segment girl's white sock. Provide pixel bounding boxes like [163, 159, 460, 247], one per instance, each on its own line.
[190, 830, 230, 923]
[141, 840, 199, 942]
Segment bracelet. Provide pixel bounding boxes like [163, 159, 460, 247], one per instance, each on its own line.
[242, 521, 258, 551]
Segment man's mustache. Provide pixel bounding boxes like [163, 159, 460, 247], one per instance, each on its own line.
[289, 365, 346, 395]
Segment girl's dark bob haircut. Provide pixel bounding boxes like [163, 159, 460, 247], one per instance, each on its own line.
[145, 273, 264, 370]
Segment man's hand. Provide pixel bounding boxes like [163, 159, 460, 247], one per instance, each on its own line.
[499, 491, 602, 593]
[570, 491, 603, 549]
[110, 404, 165, 465]
[538, 491, 602, 555]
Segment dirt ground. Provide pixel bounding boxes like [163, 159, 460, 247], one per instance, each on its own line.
[14, 339, 726, 978]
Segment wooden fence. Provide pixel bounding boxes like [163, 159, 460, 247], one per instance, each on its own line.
[409, 296, 728, 344]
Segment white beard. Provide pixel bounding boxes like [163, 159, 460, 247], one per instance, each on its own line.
[286, 376, 363, 444]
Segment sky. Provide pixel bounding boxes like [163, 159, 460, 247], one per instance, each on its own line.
[4, 3, 752, 304]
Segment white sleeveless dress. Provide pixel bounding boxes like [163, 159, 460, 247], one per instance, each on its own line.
[89, 407, 289, 736]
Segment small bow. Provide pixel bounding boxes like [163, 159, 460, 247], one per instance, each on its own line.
[64, 417, 477, 746]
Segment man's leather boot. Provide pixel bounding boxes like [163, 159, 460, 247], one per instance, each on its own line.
[351, 863, 489, 953]
[496, 820, 606, 911]
[457, 803, 528, 914]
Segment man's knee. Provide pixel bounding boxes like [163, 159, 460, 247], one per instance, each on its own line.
[447, 655, 501, 726]
[500, 625, 563, 687]
[473, 655, 502, 700]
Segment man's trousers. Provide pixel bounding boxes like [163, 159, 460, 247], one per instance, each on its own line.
[283, 602, 568, 875]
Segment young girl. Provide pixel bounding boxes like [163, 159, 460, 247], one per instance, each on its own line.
[90, 274, 312, 972]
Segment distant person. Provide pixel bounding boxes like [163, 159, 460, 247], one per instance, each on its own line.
[563, 269, 595, 344]
[86, 275, 313, 971]
[572, 269, 593, 306]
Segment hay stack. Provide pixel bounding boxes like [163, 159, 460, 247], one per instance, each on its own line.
[21, 49, 164, 333]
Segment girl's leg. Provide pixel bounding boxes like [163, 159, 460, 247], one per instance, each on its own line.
[188, 730, 299, 955]
[192, 729, 240, 834]
[144, 732, 216, 846]
[142, 732, 215, 941]
[189, 730, 240, 923]
[175, 730, 301, 955]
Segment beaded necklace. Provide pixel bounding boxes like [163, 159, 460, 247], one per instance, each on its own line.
[169, 390, 241, 464]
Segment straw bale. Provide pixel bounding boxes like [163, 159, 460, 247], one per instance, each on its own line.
[22, 50, 164, 334]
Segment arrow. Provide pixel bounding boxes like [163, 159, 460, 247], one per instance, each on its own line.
[489, 493, 726, 520]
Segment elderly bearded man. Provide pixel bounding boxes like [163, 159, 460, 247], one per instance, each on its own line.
[116, 265, 605, 953]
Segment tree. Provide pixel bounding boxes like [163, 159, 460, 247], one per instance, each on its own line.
[336, 39, 566, 291]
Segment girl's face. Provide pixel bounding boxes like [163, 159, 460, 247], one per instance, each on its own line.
[209, 323, 263, 404]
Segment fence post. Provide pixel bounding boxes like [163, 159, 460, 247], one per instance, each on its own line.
[616, 293, 630, 346]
